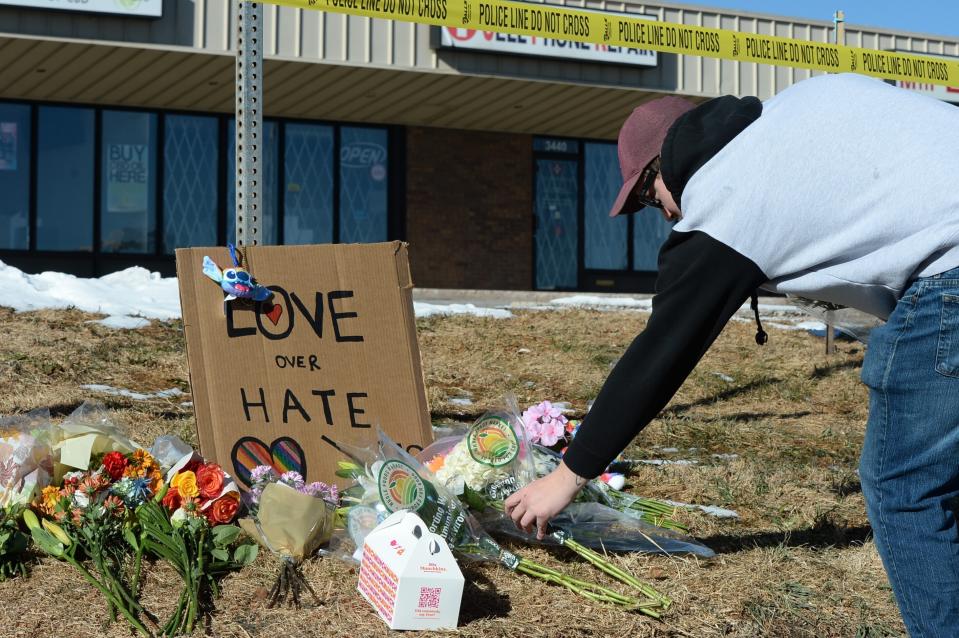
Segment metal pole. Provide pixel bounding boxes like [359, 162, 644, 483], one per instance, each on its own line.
[236, 0, 264, 246]
[833, 10, 845, 46]
[825, 309, 836, 355]
[825, 11, 844, 354]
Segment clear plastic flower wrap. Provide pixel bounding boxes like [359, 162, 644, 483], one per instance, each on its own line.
[419, 405, 715, 557]
[0, 408, 54, 579]
[0, 408, 54, 509]
[334, 429, 672, 614]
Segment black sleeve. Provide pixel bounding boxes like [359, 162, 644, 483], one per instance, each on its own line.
[561, 230, 768, 479]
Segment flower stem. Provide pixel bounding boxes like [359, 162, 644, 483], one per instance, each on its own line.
[185, 528, 206, 633]
[65, 555, 151, 637]
[132, 535, 145, 598]
[559, 537, 671, 609]
[515, 560, 662, 616]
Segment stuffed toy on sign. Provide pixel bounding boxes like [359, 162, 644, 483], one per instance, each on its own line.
[202, 244, 273, 304]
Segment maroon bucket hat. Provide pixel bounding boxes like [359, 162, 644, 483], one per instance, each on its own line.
[609, 95, 696, 217]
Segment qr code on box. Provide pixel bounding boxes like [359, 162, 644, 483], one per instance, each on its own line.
[418, 586, 441, 609]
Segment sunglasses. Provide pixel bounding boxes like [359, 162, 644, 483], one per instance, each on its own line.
[635, 160, 664, 211]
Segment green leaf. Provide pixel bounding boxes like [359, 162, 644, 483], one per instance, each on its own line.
[210, 548, 229, 562]
[462, 486, 489, 513]
[122, 527, 139, 551]
[232, 543, 259, 566]
[211, 525, 241, 547]
[29, 528, 64, 558]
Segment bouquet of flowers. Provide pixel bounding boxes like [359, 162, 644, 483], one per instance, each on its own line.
[337, 430, 671, 615]
[521, 399, 689, 532]
[49, 401, 141, 481]
[422, 405, 712, 555]
[135, 440, 258, 637]
[0, 409, 54, 579]
[29, 448, 160, 636]
[239, 467, 339, 608]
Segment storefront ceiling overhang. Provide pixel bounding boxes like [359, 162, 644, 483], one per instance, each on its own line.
[0, 33, 707, 140]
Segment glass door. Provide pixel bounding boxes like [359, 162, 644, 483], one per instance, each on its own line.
[534, 158, 579, 290]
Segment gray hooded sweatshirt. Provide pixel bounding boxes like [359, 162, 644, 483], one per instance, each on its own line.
[563, 73, 959, 479]
[675, 72, 959, 320]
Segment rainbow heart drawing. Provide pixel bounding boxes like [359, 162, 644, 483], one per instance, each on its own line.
[230, 436, 306, 488]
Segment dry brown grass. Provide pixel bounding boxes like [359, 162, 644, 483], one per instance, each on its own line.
[0, 305, 906, 637]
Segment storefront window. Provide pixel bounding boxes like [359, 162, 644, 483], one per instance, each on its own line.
[633, 205, 672, 271]
[0, 103, 30, 250]
[284, 123, 334, 244]
[584, 142, 628, 270]
[163, 115, 218, 252]
[339, 127, 388, 244]
[101, 110, 157, 253]
[226, 119, 278, 245]
[37, 106, 95, 251]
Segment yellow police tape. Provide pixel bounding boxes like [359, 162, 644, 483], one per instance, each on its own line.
[261, 0, 957, 87]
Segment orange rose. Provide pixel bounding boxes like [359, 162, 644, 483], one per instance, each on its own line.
[161, 486, 182, 511]
[206, 492, 240, 525]
[196, 464, 225, 500]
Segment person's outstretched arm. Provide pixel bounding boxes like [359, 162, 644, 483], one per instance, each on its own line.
[505, 229, 768, 538]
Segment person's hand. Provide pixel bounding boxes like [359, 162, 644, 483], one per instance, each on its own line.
[503, 461, 586, 540]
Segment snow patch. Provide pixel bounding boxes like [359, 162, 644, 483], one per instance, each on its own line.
[80, 385, 184, 401]
[414, 302, 513, 319]
[665, 500, 740, 519]
[550, 295, 653, 310]
[0, 261, 180, 319]
[88, 315, 152, 329]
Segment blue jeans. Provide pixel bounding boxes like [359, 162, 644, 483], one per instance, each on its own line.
[860, 266, 959, 637]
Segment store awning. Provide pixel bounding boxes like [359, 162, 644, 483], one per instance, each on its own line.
[0, 32, 707, 139]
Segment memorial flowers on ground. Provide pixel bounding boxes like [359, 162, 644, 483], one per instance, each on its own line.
[239, 467, 338, 608]
[138, 448, 257, 637]
[337, 429, 672, 615]
[0, 410, 53, 580]
[28, 449, 158, 636]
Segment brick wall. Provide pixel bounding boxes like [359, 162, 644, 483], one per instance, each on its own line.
[405, 126, 532, 290]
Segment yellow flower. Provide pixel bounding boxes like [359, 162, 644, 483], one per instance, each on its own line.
[171, 470, 199, 499]
[38, 485, 60, 515]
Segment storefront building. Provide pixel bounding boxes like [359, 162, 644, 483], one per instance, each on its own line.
[0, 0, 956, 291]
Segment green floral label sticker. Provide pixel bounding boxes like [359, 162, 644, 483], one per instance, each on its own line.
[467, 416, 519, 467]
[378, 460, 427, 513]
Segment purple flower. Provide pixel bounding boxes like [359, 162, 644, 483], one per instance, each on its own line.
[301, 481, 339, 505]
[280, 471, 305, 489]
[250, 465, 277, 485]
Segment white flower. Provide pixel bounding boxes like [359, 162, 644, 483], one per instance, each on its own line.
[171, 507, 188, 527]
[446, 475, 466, 496]
[72, 491, 90, 508]
[434, 440, 509, 493]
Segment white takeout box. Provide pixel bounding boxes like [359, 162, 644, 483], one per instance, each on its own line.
[357, 510, 465, 630]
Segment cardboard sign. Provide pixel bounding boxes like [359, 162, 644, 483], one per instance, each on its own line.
[175, 242, 433, 488]
[358, 511, 464, 630]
